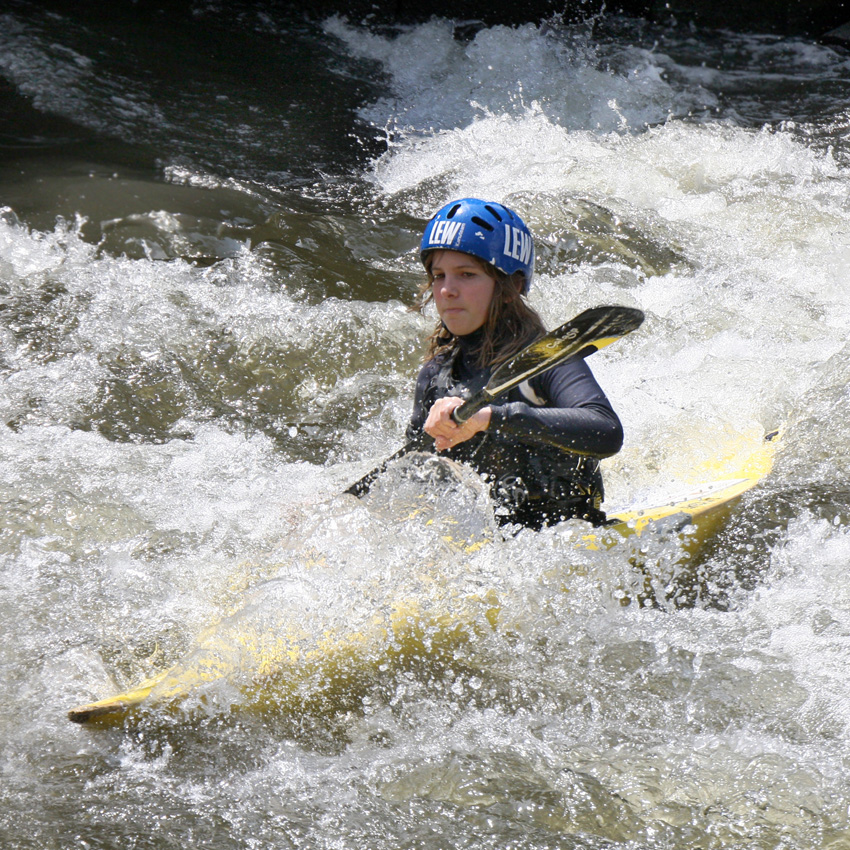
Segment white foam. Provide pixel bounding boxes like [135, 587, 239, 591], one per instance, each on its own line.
[325, 17, 715, 134]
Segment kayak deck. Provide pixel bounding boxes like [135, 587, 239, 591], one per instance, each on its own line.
[598, 428, 780, 555]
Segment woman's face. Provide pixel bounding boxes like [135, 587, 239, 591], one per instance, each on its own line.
[429, 250, 496, 337]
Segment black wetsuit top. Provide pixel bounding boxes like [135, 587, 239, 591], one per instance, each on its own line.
[406, 329, 623, 529]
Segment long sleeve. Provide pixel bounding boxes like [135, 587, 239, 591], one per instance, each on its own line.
[487, 356, 623, 458]
[405, 359, 441, 441]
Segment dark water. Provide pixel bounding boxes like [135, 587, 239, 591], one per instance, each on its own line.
[3, 2, 850, 848]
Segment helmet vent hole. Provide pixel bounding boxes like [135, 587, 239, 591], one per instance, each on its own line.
[446, 204, 461, 219]
[471, 216, 494, 231]
[484, 205, 503, 222]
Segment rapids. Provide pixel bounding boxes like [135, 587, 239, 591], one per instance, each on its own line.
[2, 3, 850, 848]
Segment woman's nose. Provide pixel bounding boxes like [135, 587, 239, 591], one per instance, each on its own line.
[439, 275, 458, 295]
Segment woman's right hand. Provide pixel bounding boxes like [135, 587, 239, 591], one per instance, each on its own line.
[424, 396, 491, 451]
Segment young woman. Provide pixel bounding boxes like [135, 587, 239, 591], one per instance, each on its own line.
[406, 198, 624, 529]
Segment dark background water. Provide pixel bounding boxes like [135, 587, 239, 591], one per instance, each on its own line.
[1, 1, 385, 212]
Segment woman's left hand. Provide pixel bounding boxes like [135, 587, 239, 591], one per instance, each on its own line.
[423, 396, 491, 451]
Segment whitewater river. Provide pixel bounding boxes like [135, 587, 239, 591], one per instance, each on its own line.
[2, 2, 850, 847]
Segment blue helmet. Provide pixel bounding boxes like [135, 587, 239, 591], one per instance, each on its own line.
[420, 198, 535, 293]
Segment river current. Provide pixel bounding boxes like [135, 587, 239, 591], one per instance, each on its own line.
[2, 2, 850, 848]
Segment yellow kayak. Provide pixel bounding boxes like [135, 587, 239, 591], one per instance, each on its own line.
[68, 429, 779, 726]
[596, 428, 780, 557]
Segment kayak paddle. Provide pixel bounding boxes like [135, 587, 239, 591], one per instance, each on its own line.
[345, 304, 644, 498]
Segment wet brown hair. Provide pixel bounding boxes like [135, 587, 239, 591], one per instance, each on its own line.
[415, 250, 546, 368]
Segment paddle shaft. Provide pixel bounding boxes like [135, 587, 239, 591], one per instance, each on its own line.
[345, 305, 644, 497]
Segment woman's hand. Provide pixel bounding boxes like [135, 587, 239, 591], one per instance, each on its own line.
[424, 396, 491, 451]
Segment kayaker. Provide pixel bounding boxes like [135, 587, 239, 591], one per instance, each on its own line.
[407, 198, 623, 529]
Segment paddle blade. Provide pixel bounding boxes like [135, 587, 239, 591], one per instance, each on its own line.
[454, 305, 644, 422]
[486, 305, 643, 397]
